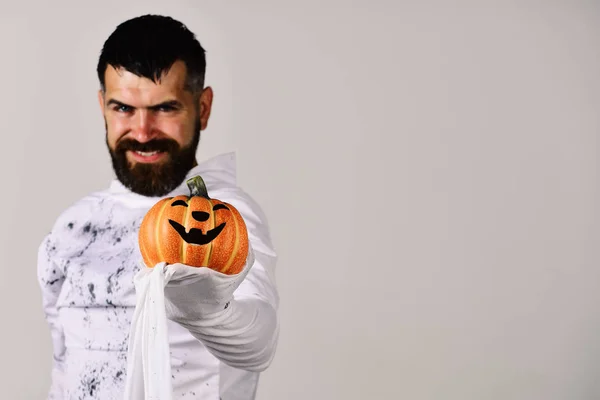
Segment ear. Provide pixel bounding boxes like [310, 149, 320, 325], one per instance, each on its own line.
[198, 87, 213, 131]
[97, 90, 105, 115]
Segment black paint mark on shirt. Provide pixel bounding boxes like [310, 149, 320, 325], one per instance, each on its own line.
[107, 266, 125, 294]
[88, 283, 95, 301]
[47, 278, 61, 286]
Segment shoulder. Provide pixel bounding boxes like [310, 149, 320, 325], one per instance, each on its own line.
[210, 183, 269, 224]
[213, 183, 276, 254]
[50, 189, 112, 233]
[39, 189, 113, 254]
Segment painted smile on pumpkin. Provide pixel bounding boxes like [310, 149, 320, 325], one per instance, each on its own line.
[168, 200, 230, 245]
[168, 220, 226, 245]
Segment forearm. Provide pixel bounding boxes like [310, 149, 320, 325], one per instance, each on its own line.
[163, 242, 280, 371]
[172, 296, 279, 371]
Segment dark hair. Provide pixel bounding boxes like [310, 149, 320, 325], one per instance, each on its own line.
[97, 14, 206, 96]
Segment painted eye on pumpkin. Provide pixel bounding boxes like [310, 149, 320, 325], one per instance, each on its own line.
[170, 200, 230, 212]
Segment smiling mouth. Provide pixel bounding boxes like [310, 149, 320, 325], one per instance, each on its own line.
[135, 150, 161, 156]
[168, 220, 226, 245]
[128, 150, 167, 163]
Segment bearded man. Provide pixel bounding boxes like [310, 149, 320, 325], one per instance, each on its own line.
[37, 14, 279, 400]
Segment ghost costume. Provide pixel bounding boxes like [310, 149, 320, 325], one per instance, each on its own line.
[36, 153, 280, 399]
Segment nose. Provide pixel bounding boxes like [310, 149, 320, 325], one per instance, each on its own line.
[129, 109, 157, 143]
[191, 211, 210, 222]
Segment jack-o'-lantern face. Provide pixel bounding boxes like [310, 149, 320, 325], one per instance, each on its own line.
[168, 199, 230, 245]
[138, 175, 249, 275]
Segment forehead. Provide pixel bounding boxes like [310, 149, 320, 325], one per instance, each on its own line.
[103, 60, 190, 104]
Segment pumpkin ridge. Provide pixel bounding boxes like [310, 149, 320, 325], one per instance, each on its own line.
[222, 203, 240, 274]
[205, 199, 216, 267]
[181, 196, 192, 265]
[154, 199, 170, 264]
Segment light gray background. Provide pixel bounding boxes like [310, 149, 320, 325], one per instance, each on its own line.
[1, 1, 600, 399]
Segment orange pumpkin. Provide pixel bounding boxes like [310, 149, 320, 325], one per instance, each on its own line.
[138, 175, 249, 275]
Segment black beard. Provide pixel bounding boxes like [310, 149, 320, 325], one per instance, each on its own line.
[106, 122, 201, 197]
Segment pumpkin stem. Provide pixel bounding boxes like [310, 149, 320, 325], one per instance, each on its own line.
[186, 175, 210, 198]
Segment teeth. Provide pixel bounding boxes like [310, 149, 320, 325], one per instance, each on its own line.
[135, 151, 159, 156]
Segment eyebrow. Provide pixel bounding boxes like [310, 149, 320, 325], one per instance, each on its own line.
[106, 99, 183, 111]
[171, 200, 188, 207]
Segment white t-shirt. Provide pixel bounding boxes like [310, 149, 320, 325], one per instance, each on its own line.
[37, 152, 280, 400]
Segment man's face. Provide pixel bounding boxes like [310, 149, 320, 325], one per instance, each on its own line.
[99, 60, 213, 197]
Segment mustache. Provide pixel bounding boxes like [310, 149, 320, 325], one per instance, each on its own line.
[115, 138, 179, 153]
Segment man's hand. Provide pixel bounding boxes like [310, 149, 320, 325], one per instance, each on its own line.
[161, 245, 255, 321]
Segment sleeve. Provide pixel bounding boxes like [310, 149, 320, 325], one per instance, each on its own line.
[37, 233, 67, 399]
[163, 189, 280, 372]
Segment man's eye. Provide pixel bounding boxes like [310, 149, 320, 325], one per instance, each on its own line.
[157, 105, 175, 112]
[114, 105, 132, 113]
